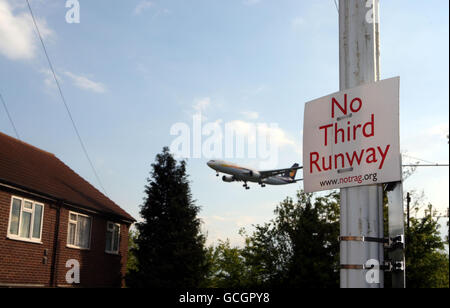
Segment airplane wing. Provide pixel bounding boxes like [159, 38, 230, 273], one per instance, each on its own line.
[259, 165, 303, 178]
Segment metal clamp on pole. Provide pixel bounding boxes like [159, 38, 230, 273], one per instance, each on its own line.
[383, 260, 405, 272]
[340, 263, 391, 271]
[340, 264, 365, 270]
[389, 234, 405, 250]
[339, 236, 389, 244]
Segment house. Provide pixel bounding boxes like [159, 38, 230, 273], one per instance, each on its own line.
[0, 132, 135, 287]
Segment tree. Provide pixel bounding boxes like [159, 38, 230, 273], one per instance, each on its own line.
[126, 147, 208, 288]
[405, 212, 449, 288]
[383, 190, 448, 289]
[241, 190, 340, 288]
[126, 228, 139, 276]
[202, 240, 249, 288]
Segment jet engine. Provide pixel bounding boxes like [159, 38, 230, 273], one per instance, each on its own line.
[222, 175, 235, 182]
[249, 171, 260, 179]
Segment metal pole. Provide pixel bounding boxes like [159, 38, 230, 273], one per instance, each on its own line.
[339, 0, 384, 288]
[406, 192, 411, 236]
[387, 180, 406, 288]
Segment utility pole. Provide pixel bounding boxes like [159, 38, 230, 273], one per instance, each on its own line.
[339, 0, 384, 288]
[406, 192, 411, 235]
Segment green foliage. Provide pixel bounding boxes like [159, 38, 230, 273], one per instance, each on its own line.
[125, 154, 448, 288]
[126, 147, 208, 288]
[406, 215, 449, 288]
[201, 191, 340, 288]
[126, 228, 139, 275]
[202, 189, 448, 289]
[202, 240, 249, 288]
[240, 190, 340, 288]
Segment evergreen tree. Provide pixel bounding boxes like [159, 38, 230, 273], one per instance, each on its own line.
[126, 147, 208, 288]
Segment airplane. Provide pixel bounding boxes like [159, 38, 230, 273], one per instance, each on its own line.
[207, 160, 303, 189]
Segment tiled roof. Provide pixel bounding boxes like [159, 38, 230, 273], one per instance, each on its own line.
[0, 132, 134, 222]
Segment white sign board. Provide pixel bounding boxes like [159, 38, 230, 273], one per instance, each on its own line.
[303, 77, 401, 193]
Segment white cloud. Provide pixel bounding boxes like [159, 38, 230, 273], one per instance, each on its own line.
[427, 122, 449, 138]
[40, 68, 58, 88]
[0, 0, 53, 60]
[183, 97, 214, 122]
[227, 120, 257, 142]
[200, 213, 273, 246]
[402, 121, 449, 163]
[227, 120, 299, 150]
[291, 17, 305, 29]
[193, 97, 211, 114]
[244, 0, 261, 6]
[133, 1, 154, 15]
[241, 111, 259, 120]
[64, 71, 106, 93]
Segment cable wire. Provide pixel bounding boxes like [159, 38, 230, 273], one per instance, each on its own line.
[0, 92, 21, 140]
[403, 164, 449, 167]
[25, 0, 108, 196]
[402, 154, 441, 165]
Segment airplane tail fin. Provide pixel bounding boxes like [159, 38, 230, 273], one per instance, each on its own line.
[284, 163, 299, 179]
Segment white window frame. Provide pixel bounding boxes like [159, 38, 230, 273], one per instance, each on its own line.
[66, 211, 92, 250]
[105, 221, 120, 254]
[7, 196, 45, 244]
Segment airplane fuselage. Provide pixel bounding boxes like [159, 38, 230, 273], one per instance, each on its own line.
[207, 160, 298, 186]
[207, 160, 262, 182]
[262, 176, 297, 185]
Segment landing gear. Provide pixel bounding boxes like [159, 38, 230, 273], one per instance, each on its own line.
[216, 172, 219, 177]
[259, 183, 266, 187]
[243, 182, 250, 190]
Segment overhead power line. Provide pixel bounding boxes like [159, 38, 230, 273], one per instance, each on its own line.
[0, 92, 21, 140]
[333, 0, 339, 13]
[402, 154, 438, 165]
[25, 0, 108, 196]
[403, 164, 449, 168]
[402, 154, 449, 167]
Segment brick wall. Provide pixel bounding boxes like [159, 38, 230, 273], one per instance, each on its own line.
[0, 188, 130, 287]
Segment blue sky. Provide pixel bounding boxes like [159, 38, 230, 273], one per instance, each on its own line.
[1, 0, 448, 246]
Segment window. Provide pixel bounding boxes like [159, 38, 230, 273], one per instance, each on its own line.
[8, 197, 44, 243]
[67, 212, 92, 249]
[105, 222, 120, 254]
